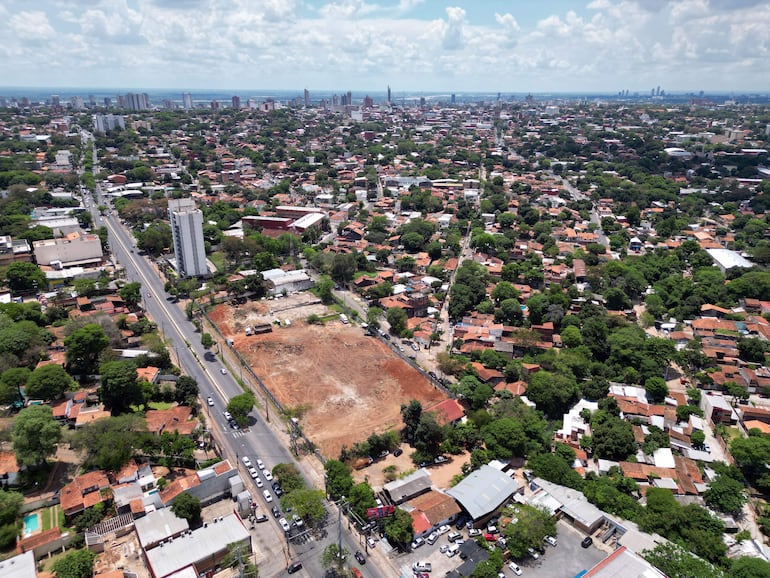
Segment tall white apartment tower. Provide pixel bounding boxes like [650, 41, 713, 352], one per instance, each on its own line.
[168, 198, 208, 278]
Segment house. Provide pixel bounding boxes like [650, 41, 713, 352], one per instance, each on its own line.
[143, 513, 251, 578]
[405, 490, 462, 534]
[583, 546, 665, 577]
[0, 551, 36, 578]
[427, 398, 465, 426]
[384, 469, 432, 505]
[261, 268, 313, 295]
[702, 393, 738, 426]
[60, 470, 112, 517]
[145, 406, 200, 436]
[0, 450, 20, 486]
[135, 508, 190, 550]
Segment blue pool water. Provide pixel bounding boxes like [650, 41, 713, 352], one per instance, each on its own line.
[23, 513, 39, 536]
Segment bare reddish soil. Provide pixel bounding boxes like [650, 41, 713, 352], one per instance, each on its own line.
[210, 301, 447, 458]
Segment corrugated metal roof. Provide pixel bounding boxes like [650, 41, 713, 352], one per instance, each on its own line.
[446, 465, 519, 520]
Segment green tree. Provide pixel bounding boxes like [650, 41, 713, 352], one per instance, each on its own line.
[174, 375, 199, 405]
[321, 543, 349, 573]
[72, 414, 147, 471]
[25, 364, 73, 401]
[5, 261, 46, 294]
[704, 474, 748, 515]
[731, 557, 770, 578]
[316, 275, 335, 304]
[386, 306, 408, 335]
[413, 412, 445, 462]
[281, 488, 326, 526]
[644, 377, 669, 403]
[324, 459, 354, 501]
[526, 371, 580, 419]
[642, 543, 724, 578]
[12, 405, 62, 467]
[591, 411, 636, 461]
[385, 507, 414, 548]
[504, 504, 557, 559]
[171, 492, 202, 527]
[227, 392, 255, 426]
[65, 323, 110, 377]
[528, 452, 584, 490]
[272, 463, 306, 494]
[118, 281, 142, 309]
[200, 332, 214, 349]
[0, 367, 30, 404]
[400, 399, 423, 442]
[349, 481, 377, 521]
[481, 418, 530, 459]
[100, 360, 141, 414]
[51, 549, 97, 578]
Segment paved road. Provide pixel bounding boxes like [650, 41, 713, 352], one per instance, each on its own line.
[83, 137, 389, 578]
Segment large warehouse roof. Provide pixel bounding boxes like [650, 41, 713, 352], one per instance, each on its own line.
[446, 465, 518, 520]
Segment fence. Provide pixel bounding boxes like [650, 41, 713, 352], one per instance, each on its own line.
[196, 303, 324, 465]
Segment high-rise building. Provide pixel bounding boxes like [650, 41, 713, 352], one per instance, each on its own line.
[93, 114, 126, 134]
[168, 198, 208, 278]
[211, 100, 220, 110]
[304, 89, 310, 107]
[451, 93, 456, 104]
[231, 96, 241, 109]
[103, 97, 112, 108]
[51, 94, 60, 107]
[347, 91, 352, 106]
[387, 85, 391, 104]
[182, 92, 193, 109]
[363, 95, 373, 109]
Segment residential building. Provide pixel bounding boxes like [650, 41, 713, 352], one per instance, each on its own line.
[168, 198, 208, 278]
[0, 235, 32, 265]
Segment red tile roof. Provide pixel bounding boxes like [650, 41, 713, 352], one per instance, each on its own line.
[427, 399, 465, 425]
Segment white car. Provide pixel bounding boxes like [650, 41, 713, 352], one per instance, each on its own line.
[220, 368, 227, 375]
[256, 459, 265, 470]
[263, 470, 273, 482]
[527, 547, 539, 559]
[545, 535, 557, 547]
[207, 397, 214, 406]
[367, 537, 376, 549]
[263, 490, 272, 503]
[223, 411, 232, 421]
[248, 467, 259, 479]
[438, 524, 450, 534]
[242, 456, 252, 468]
[255, 477, 263, 488]
[279, 517, 291, 532]
[508, 562, 523, 576]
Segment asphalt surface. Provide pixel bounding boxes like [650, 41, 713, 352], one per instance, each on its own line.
[83, 133, 389, 578]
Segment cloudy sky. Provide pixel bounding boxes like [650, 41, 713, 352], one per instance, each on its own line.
[1, 0, 769, 93]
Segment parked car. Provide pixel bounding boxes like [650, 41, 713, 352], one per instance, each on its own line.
[468, 528, 482, 537]
[446, 544, 460, 558]
[287, 561, 302, 574]
[448, 531, 463, 542]
[367, 537, 376, 549]
[241, 456, 252, 468]
[545, 535, 557, 546]
[412, 561, 432, 572]
[527, 547, 539, 559]
[256, 459, 265, 470]
[292, 514, 304, 528]
[426, 532, 438, 545]
[411, 537, 425, 549]
[273, 485, 283, 496]
[223, 411, 232, 421]
[255, 477, 263, 488]
[438, 524, 450, 535]
[263, 470, 274, 481]
[484, 533, 496, 542]
[351, 568, 362, 578]
[508, 562, 523, 576]
[434, 455, 448, 464]
[487, 525, 498, 534]
[279, 517, 291, 532]
[271, 506, 280, 518]
[581, 536, 594, 548]
[220, 368, 227, 374]
[355, 550, 366, 564]
[262, 490, 272, 503]
[439, 544, 450, 553]
[254, 514, 268, 523]
[393, 447, 403, 457]
[207, 396, 214, 406]
[248, 467, 258, 479]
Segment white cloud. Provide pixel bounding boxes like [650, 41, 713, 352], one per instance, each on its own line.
[440, 6, 466, 50]
[9, 10, 56, 41]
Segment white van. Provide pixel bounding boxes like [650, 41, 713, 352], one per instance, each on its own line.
[446, 544, 460, 557]
[340, 314, 349, 324]
[413, 561, 432, 572]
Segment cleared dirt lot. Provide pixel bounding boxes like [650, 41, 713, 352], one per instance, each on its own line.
[209, 299, 447, 458]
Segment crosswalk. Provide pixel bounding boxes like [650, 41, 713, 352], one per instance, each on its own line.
[232, 429, 249, 438]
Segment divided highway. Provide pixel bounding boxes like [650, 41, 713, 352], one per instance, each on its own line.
[84, 137, 388, 577]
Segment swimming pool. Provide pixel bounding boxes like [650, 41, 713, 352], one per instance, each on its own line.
[22, 513, 39, 536]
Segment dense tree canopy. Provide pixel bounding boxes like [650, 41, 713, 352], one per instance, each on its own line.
[12, 405, 62, 467]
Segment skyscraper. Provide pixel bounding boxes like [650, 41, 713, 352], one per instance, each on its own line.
[183, 92, 193, 109]
[231, 96, 241, 109]
[304, 89, 310, 107]
[387, 85, 391, 104]
[168, 198, 207, 278]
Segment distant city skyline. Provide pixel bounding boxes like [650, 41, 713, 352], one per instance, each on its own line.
[2, 1, 770, 93]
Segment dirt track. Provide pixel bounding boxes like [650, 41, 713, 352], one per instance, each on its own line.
[209, 301, 447, 458]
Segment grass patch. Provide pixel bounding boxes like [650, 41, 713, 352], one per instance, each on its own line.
[209, 252, 227, 273]
[353, 271, 377, 280]
[41, 508, 51, 531]
[147, 402, 173, 411]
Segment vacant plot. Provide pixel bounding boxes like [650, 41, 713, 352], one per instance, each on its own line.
[210, 300, 447, 458]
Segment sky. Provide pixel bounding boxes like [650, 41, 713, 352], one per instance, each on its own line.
[1, 0, 769, 93]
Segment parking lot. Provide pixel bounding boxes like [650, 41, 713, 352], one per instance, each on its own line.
[394, 519, 607, 577]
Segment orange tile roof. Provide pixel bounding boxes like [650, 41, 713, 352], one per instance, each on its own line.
[60, 470, 111, 515]
[427, 399, 465, 425]
[0, 450, 19, 475]
[410, 510, 432, 535]
[16, 528, 62, 554]
[408, 490, 462, 526]
[144, 406, 199, 436]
